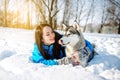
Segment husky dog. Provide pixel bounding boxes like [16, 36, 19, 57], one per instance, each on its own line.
[60, 22, 95, 67]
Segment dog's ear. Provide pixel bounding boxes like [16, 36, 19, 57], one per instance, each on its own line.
[73, 22, 81, 31]
[62, 24, 68, 30]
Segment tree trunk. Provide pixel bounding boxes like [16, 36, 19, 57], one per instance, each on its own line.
[83, 0, 94, 32]
[27, 1, 30, 29]
[98, 25, 103, 33]
[4, 0, 7, 27]
[118, 20, 120, 34]
[63, 0, 70, 25]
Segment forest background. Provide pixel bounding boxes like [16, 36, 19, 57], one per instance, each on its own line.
[0, 0, 120, 34]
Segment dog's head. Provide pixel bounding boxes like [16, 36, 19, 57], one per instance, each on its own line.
[61, 22, 85, 50]
[60, 22, 86, 57]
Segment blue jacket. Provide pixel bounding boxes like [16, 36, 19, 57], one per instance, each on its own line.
[32, 43, 65, 66]
[31, 40, 93, 66]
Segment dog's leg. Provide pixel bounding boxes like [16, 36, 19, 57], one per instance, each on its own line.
[77, 47, 91, 67]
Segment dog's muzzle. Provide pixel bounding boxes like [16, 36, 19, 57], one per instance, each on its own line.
[59, 39, 70, 45]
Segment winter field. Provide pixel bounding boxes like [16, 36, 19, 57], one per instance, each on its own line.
[0, 27, 120, 80]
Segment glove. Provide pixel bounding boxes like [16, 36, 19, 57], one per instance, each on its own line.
[56, 57, 73, 65]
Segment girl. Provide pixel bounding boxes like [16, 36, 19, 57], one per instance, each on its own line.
[31, 24, 72, 66]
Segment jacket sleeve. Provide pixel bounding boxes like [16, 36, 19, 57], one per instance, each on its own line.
[32, 43, 58, 66]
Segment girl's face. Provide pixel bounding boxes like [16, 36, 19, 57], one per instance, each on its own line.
[42, 26, 55, 45]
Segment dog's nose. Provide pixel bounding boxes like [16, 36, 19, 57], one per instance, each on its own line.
[59, 39, 63, 45]
[61, 39, 63, 43]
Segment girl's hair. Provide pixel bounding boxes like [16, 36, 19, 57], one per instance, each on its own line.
[35, 24, 63, 59]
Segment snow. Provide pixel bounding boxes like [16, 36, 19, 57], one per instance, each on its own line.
[0, 27, 120, 80]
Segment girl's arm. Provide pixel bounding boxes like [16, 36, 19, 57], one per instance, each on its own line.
[32, 43, 58, 66]
[32, 43, 73, 66]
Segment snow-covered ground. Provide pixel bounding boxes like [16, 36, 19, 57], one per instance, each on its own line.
[0, 27, 120, 80]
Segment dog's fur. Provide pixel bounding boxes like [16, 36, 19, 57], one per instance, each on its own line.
[61, 22, 95, 67]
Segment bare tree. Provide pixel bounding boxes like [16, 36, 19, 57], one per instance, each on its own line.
[51, 0, 58, 29]
[99, 0, 106, 33]
[91, 1, 95, 25]
[77, 0, 86, 25]
[31, 0, 46, 24]
[46, 0, 59, 28]
[83, 0, 95, 32]
[108, 0, 120, 34]
[31, 0, 59, 29]
[0, 10, 4, 26]
[75, 0, 79, 21]
[4, 0, 7, 27]
[3, 0, 11, 27]
[108, 0, 120, 8]
[26, 0, 31, 29]
[17, 0, 18, 28]
[62, 0, 70, 26]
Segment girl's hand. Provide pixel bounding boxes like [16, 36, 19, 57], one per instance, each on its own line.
[71, 53, 80, 66]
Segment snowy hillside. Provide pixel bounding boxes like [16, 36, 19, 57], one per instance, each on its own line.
[0, 27, 120, 80]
